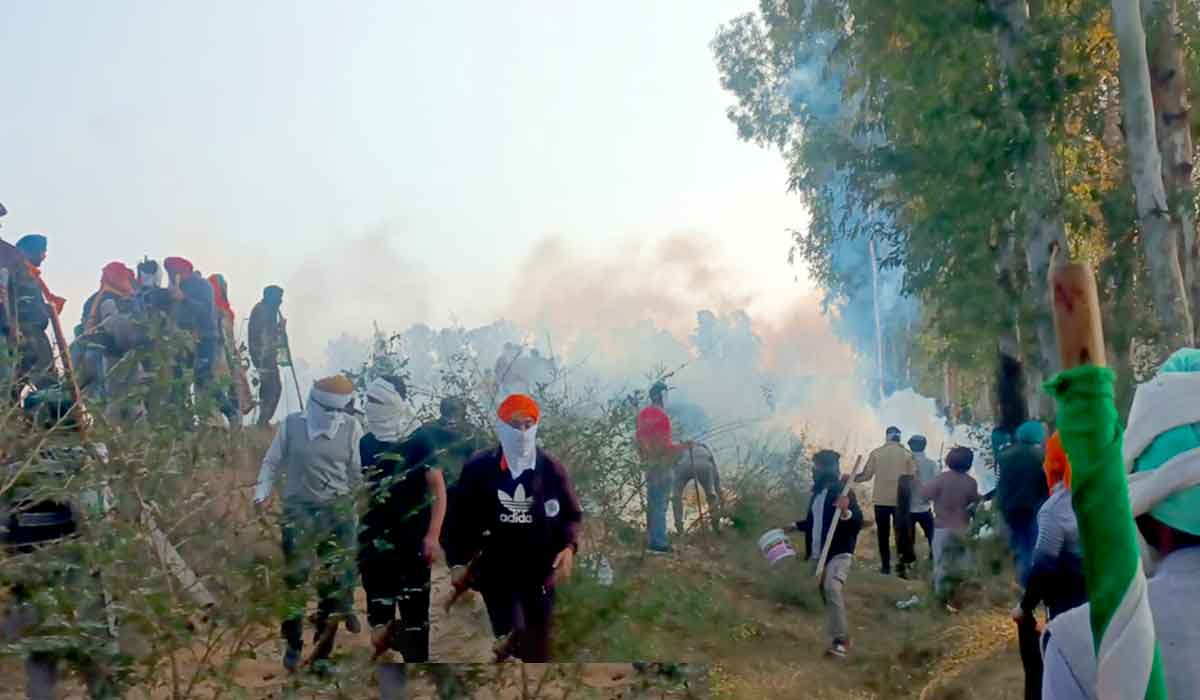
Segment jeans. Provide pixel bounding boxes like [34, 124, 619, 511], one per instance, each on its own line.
[821, 554, 852, 643]
[256, 364, 282, 426]
[1007, 516, 1039, 587]
[646, 469, 671, 550]
[874, 505, 896, 570]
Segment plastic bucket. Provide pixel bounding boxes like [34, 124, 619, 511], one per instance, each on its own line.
[757, 528, 797, 567]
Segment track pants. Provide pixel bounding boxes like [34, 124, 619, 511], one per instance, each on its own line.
[480, 583, 556, 662]
[360, 550, 432, 663]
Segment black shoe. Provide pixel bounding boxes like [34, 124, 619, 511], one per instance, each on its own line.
[898, 567, 912, 581]
[283, 644, 302, 672]
[880, 566, 891, 575]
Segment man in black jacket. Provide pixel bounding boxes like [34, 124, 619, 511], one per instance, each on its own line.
[442, 394, 582, 662]
[786, 449, 863, 659]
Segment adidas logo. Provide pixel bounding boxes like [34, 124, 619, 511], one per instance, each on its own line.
[498, 484, 534, 524]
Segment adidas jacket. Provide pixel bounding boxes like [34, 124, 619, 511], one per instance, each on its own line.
[443, 446, 582, 588]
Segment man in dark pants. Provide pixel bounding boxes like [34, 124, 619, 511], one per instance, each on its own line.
[12, 235, 62, 389]
[248, 286, 285, 426]
[443, 394, 582, 662]
[856, 426, 917, 577]
[358, 376, 446, 662]
[908, 435, 938, 560]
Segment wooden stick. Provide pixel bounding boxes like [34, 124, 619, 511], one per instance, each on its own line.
[45, 288, 88, 441]
[815, 454, 864, 580]
[1049, 243, 1107, 369]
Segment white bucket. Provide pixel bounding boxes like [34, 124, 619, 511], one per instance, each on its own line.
[757, 528, 797, 567]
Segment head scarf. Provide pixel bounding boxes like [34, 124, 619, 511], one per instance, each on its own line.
[885, 426, 902, 443]
[811, 449, 841, 490]
[908, 435, 928, 453]
[16, 234, 47, 260]
[1044, 430, 1072, 490]
[496, 394, 540, 478]
[1015, 420, 1046, 446]
[263, 285, 284, 306]
[365, 377, 417, 442]
[85, 262, 135, 332]
[208, 274, 234, 321]
[163, 256, 194, 278]
[1123, 348, 1200, 536]
[306, 375, 355, 441]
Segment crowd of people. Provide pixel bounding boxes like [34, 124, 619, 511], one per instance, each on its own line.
[0, 219, 291, 427]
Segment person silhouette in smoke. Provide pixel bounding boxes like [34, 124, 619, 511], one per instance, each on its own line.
[637, 381, 690, 555]
[855, 427, 917, 577]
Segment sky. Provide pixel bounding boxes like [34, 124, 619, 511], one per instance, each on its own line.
[0, 1, 815, 363]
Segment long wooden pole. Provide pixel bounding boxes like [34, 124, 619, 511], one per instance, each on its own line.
[815, 454, 864, 580]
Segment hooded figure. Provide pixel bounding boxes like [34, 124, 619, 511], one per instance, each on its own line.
[785, 449, 862, 658]
[443, 394, 582, 662]
[1043, 349, 1200, 699]
[996, 420, 1049, 586]
[358, 375, 447, 662]
[254, 374, 363, 671]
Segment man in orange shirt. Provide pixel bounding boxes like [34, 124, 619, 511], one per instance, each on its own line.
[637, 382, 688, 555]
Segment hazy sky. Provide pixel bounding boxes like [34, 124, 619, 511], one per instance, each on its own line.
[1, 1, 812, 361]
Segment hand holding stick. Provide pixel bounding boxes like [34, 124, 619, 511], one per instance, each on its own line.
[815, 454, 863, 580]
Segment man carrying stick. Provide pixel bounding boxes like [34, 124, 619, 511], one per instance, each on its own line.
[784, 450, 863, 659]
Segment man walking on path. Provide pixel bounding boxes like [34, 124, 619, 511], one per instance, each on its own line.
[249, 286, 286, 426]
[443, 394, 582, 662]
[255, 375, 363, 672]
[995, 420, 1049, 586]
[908, 435, 938, 560]
[855, 427, 917, 576]
[785, 449, 863, 659]
[636, 382, 689, 555]
[920, 447, 980, 598]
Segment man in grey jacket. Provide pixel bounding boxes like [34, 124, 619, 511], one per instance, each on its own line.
[255, 374, 363, 672]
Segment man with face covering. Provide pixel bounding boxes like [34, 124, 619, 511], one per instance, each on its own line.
[248, 286, 286, 426]
[442, 394, 582, 662]
[358, 375, 446, 662]
[255, 375, 363, 671]
[785, 450, 863, 659]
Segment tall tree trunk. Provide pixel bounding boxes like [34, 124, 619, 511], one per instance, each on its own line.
[990, 0, 1069, 418]
[1144, 0, 1200, 341]
[1112, 0, 1196, 348]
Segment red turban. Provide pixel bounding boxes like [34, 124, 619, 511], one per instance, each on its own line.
[100, 262, 135, 297]
[498, 394, 540, 424]
[163, 256, 194, 276]
[1044, 430, 1072, 490]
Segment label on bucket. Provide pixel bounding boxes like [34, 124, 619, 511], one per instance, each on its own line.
[758, 529, 796, 566]
[765, 541, 795, 565]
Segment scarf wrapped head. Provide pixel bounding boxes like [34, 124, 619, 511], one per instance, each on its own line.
[1123, 348, 1200, 536]
[263, 285, 283, 306]
[946, 446, 974, 473]
[365, 376, 416, 442]
[208, 274, 234, 321]
[100, 262, 135, 298]
[163, 256, 194, 279]
[1015, 420, 1046, 446]
[16, 234, 47, 261]
[496, 394, 539, 477]
[1045, 431, 1072, 490]
[306, 375, 355, 441]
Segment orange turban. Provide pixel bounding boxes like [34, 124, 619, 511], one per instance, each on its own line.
[498, 394, 540, 424]
[100, 262, 135, 297]
[1044, 430, 1072, 490]
[314, 374, 354, 396]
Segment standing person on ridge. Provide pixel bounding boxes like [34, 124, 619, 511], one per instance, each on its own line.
[249, 286, 286, 426]
[442, 394, 582, 662]
[636, 381, 689, 555]
[784, 449, 863, 659]
[855, 426, 917, 577]
[995, 420, 1049, 586]
[908, 434, 938, 561]
[12, 234, 64, 388]
[254, 375, 364, 672]
[208, 274, 252, 419]
[358, 375, 445, 662]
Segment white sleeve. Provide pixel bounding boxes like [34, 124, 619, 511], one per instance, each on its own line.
[347, 419, 364, 489]
[254, 421, 287, 503]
